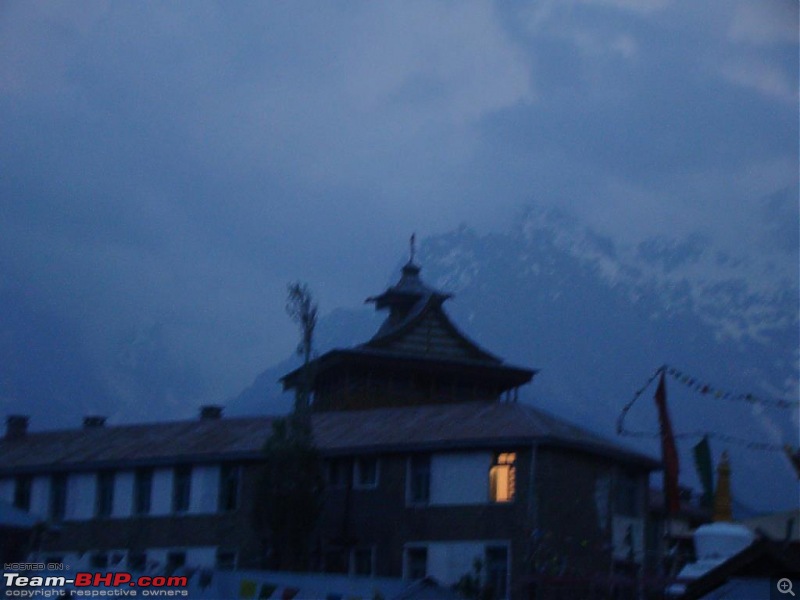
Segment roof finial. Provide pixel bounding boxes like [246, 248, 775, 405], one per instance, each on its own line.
[409, 233, 416, 264]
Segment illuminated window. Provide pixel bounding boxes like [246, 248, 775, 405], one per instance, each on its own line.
[490, 452, 516, 503]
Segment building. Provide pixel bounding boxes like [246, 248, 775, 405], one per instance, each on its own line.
[0, 257, 659, 599]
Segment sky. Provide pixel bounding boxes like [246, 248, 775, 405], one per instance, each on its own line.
[0, 0, 797, 411]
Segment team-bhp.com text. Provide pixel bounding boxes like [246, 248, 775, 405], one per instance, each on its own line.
[3, 573, 188, 597]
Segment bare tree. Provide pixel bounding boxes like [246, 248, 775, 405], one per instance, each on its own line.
[286, 282, 318, 412]
[253, 282, 323, 571]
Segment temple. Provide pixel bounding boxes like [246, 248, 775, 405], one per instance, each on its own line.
[282, 258, 534, 410]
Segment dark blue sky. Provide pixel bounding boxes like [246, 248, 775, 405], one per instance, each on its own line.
[0, 1, 797, 411]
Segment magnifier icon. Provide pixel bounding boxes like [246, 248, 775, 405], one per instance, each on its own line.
[778, 578, 795, 596]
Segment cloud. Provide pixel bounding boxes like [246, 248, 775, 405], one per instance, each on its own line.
[728, 1, 798, 46]
[720, 58, 797, 103]
[0, 0, 796, 411]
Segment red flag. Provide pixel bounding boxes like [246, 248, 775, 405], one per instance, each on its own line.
[654, 371, 681, 514]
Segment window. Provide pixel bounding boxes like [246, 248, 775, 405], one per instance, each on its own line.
[165, 550, 186, 575]
[13, 475, 31, 511]
[172, 466, 191, 513]
[127, 551, 147, 572]
[90, 552, 108, 569]
[218, 464, 240, 511]
[216, 548, 237, 570]
[490, 452, 516, 503]
[326, 458, 352, 488]
[134, 468, 152, 515]
[50, 474, 67, 521]
[166, 551, 186, 574]
[485, 546, 509, 599]
[324, 549, 349, 574]
[615, 471, 640, 517]
[407, 455, 430, 504]
[354, 456, 379, 489]
[405, 546, 427, 580]
[96, 471, 114, 517]
[352, 547, 374, 576]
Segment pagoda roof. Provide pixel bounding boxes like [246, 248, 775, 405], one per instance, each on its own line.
[366, 261, 451, 311]
[282, 258, 535, 392]
[280, 346, 535, 392]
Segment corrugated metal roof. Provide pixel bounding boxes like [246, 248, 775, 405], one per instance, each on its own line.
[314, 402, 658, 466]
[0, 402, 658, 473]
[0, 417, 275, 472]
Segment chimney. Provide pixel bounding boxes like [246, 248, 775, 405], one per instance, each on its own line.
[83, 416, 107, 429]
[5, 415, 29, 439]
[199, 405, 223, 420]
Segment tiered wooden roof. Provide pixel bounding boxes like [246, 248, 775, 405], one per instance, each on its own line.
[281, 260, 535, 410]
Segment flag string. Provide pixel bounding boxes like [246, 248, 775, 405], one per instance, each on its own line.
[617, 364, 797, 452]
[664, 365, 799, 409]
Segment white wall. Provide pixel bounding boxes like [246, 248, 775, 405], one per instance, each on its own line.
[143, 546, 217, 570]
[430, 452, 491, 505]
[147, 548, 168, 571]
[427, 541, 485, 584]
[66, 473, 95, 520]
[151, 468, 173, 515]
[190, 465, 219, 514]
[0, 478, 13, 504]
[186, 546, 216, 567]
[30, 476, 49, 519]
[113, 471, 134, 517]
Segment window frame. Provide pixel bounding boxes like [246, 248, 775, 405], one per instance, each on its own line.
[218, 463, 241, 512]
[353, 456, 380, 490]
[614, 469, 641, 518]
[13, 475, 32, 511]
[351, 546, 376, 577]
[133, 468, 153, 516]
[172, 466, 192, 514]
[95, 470, 115, 518]
[325, 457, 352, 489]
[404, 545, 428, 580]
[406, 454, 431, 506]
[49, 473, 67, 522]
[166, 550, 187, 574]
[90, 552, 109, 569]
[485, 544, 510, 600]
[215, 548, 237, 570]
[127, 551, 147, 572]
